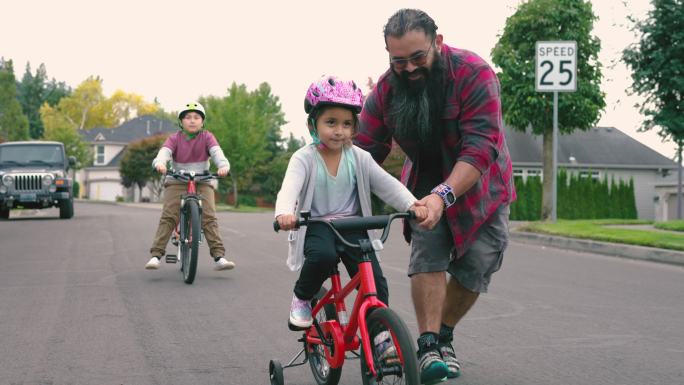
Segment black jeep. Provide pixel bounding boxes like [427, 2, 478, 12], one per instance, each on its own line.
[0, 141, 76, 219]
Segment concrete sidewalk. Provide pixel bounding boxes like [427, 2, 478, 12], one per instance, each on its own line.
[510, 230, 684, 267]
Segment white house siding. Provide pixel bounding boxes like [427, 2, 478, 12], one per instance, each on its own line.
[93, 143, 125, 166]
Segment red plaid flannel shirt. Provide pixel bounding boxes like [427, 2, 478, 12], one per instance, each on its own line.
[354, 44, 516, 258]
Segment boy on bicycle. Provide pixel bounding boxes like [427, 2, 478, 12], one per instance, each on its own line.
[145, 102, 235, 271]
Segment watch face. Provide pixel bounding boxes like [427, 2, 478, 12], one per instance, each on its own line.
[446, 192, 456, 205]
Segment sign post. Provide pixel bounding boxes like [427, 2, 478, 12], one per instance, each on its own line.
[536, 41, 577, 222]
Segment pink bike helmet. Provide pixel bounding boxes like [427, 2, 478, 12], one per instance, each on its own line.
[304, 75, 364, 115]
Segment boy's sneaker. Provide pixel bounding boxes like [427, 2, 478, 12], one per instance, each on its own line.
[374, 331, 399, 365]
[145, 256, 161, 270]
[288, 295, 313, 330]
[418, 348, 448, 384]
[438, 342, 461, 378]
[213, 257, 235, 271]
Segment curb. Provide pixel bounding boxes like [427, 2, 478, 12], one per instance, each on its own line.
[510, 231, 684, 267]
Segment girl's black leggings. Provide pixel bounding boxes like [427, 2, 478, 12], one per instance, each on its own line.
[294, 222, 389, 306]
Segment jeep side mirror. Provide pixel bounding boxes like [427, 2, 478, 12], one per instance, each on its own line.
[66, 156, 76, 171]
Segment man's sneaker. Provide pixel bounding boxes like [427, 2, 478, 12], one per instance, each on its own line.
[288, 295, 313, 330]
[418, 348, 448, 384]
[438, 342, 461, 378]
[374, 331, 399, 365]
[213, 257, 235, 271]
[145, 256, 161, 270]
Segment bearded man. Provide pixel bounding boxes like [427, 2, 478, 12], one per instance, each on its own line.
[354, 8, 516, 384]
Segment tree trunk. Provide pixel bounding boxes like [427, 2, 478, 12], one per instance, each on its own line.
[231, 174, 239, 208]
[541, 128, 554, 221]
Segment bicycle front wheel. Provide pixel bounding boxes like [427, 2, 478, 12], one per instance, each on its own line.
[360, 308, 420, 385]
[181, 199, 200, 284]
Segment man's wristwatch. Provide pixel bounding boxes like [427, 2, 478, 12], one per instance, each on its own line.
[431, 183, 456, 209]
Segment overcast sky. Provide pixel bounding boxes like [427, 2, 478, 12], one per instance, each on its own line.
[2, 0, 674, 160]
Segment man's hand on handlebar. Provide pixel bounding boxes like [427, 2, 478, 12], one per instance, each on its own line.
[276, 214, 298, 231]
[409, 204, 429, 223]
[156, 163, 167, 175]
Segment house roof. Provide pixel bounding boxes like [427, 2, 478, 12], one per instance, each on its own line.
[506, 126, 677, 169]
[80, 115, 177, 143]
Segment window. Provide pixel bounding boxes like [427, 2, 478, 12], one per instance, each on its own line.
[95, 145, 105, 165]
[526, 169, 542, 178]
[513, 169, 524, 177]
[579, 170, 600, 180]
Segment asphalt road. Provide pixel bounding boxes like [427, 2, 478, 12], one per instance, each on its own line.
[1, 202, 682, 385]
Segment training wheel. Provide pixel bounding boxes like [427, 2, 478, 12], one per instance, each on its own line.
[269, 359, 284, 385]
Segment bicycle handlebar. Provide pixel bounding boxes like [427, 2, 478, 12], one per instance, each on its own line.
[273, 211, 416, 249]
[165, 169, 221, 182]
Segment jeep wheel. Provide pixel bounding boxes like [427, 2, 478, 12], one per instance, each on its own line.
[0, 208, 9, 220]
[59, 199, 74, 219]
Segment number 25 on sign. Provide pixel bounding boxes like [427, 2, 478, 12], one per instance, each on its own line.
[536, 41, 577, 92]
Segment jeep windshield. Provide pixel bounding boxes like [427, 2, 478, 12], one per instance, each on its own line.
[0, 145, 65, 168]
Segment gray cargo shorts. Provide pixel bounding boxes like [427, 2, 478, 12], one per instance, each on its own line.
[408, 205, 510, 293]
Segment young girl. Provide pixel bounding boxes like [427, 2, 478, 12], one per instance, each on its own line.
[275, 76, 427, 330]
[145, 102, 235, 271]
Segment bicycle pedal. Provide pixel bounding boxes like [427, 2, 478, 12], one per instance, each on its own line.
[165, 254, 177, 263]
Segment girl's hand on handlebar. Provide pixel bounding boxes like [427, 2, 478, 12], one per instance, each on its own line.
[409, 204, 429, 222]
[217, 166, 229, 177]
[276, 214, 298, 231]
[156, 163, 167, 174]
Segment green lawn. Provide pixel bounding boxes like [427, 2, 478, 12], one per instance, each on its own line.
[216, 204, 273, 213]
[518, 219, 684, 251]
[654, 220, 684, 232]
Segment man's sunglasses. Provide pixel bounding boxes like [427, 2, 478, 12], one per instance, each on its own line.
[389, 44, 433, 69]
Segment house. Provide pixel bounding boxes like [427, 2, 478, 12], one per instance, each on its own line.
[506, 126, 678, 221]
[76, 115, 177, 201]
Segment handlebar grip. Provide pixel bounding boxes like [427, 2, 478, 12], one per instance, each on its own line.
[407, 210, 416, 220]
[273, 220, 280, 232]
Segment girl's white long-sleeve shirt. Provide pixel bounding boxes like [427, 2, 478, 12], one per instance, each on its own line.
[275, 144, 417, 271]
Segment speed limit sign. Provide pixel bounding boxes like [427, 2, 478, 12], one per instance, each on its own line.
[536, 41, 577, 92]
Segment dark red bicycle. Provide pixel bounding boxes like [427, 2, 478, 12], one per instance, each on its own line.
[270, 211, 420, 385]
[164, 169, 219, 284]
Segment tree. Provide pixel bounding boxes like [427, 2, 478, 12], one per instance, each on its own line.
[491, 0, 605, 220]
[40, 76, 159, 132]
[623, 0, 684, 217]
[0, 58, 29, 142]
[119, 134, 168, 202]
[202, 82, 285, 206]
[42, 120, 91, 170]
[16, 62, 71, 139]
[103, 90, 159, 126]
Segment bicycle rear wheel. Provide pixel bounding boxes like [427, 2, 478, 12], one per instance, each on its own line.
[360, 308, 420, 385]
[181, 199, 200, 284]
[307, 287, 342, 385]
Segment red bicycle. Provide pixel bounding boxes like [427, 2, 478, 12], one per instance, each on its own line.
[164, 169, 219, 284]
[270, 211, 420, 385]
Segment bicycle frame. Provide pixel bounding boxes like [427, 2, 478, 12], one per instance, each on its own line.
[308, 260, 388, 376]
[169, 170, 217, 240]
[296, 213, 414, 378]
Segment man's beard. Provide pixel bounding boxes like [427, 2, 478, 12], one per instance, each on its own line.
[388, 53, 446, 145]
